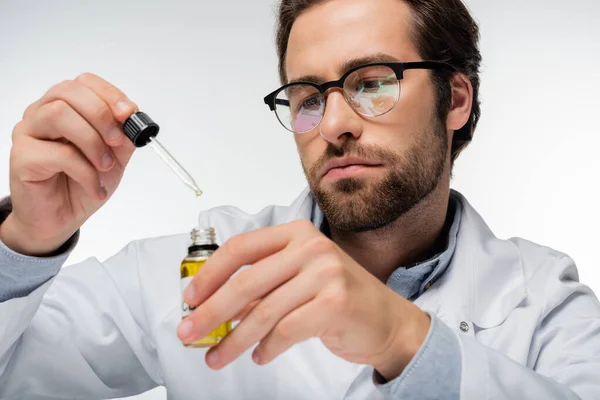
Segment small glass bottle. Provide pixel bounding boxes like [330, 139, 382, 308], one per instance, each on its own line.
[180, 227, 232, 347]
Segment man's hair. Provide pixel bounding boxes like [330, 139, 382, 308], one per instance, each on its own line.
[275, 0, 482, 162]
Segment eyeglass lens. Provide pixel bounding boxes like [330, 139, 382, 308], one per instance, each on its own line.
[274, 64, 400, 133]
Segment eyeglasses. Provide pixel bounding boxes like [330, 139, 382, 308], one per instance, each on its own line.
[263, 61, 454, 134]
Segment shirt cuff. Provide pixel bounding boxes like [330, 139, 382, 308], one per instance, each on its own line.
[0, 196, 79, 302]
[373, 313, 462, 399]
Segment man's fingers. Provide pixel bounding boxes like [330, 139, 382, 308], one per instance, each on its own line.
[203, 265, 325, 370]
[74, 72, 138, 123]
[232, 300, 261, 321]
[178, 242, 306, 345]
[184, 219, 317, 308]
[252, 299, 326, 366]
[14, 136, 105, 200]
[24, 76, 137, 148]
[30, 101, 115, 172]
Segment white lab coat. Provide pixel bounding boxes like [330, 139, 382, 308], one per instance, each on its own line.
[0, 188, 599, 399]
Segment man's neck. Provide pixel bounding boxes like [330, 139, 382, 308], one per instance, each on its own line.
[328, 183, 451, 283]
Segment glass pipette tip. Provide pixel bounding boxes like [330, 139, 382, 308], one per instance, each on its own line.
[148, 138, 203, 196]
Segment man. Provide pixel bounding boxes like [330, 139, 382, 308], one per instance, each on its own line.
[0, 0, 598, 398]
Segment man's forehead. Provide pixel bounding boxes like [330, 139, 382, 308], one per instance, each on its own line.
[283, 0, 418, 84]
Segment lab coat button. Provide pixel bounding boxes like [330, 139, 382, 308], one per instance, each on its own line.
[459, 321, 469, 332]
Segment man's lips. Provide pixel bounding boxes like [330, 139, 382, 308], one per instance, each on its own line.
[317, 157, 383, 181]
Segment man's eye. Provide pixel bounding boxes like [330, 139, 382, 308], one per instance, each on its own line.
[301, 96, 320, 109]
[363, 79, 380, 88]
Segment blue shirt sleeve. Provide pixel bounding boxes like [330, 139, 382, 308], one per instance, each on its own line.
[0, 196, 78, 302]
[374, 313, 462, 399]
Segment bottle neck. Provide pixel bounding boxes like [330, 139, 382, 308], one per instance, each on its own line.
[188, 243, 218, 255]
[187, 250, 213, 260]
[191, 227, 216, 246]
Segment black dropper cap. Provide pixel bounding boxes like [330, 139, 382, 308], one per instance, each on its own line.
[123, 112, 160, 148]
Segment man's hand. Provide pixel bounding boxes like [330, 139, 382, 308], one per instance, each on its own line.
[177, 219, 431, 381]
[0, 73, 137, 256]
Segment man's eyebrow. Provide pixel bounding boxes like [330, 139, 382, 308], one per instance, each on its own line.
[287, 53, 401, 85]
[338, 53, 401, 75]
[288, 74, 323, 85]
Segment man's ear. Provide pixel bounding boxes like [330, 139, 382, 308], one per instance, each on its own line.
[446, 72, 473, 134]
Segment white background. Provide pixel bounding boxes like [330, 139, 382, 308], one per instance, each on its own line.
[1, 0, 599, 399]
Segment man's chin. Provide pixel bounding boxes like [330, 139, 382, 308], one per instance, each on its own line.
[318, 177, 367, 195]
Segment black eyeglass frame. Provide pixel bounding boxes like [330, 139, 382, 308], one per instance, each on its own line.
[263, 60, 473, 146]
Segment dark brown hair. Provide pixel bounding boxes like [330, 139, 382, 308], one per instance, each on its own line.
[275, 0, 482, 161]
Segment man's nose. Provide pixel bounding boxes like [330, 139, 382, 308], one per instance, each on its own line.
[317, 90, 363, 147]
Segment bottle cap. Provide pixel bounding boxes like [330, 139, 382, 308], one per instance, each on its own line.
[123, 111, 160, 147]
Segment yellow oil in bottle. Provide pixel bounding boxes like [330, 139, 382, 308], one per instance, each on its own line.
[181, 227, 232, 348]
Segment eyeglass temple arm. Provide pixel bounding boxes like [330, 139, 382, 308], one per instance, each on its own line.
[274, 98, 290, 106]
[404, 61, 471, 145]
[264, 96, 290, 111]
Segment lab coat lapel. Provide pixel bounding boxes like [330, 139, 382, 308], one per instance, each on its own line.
[414, 191, 527, 330]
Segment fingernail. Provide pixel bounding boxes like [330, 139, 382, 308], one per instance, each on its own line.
[98, 182, 108, 200]
[115, 100, 131, 115]
[252, 350, 261, 365]
[107, 127, 124, 144]
[206, 349, 219, 367]
[178, 319, 194, 339]
[184, 284, 196, 303]
[101, 151, 114, 170]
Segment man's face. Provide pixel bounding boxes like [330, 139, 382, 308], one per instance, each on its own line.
[286, 0, 450, 232]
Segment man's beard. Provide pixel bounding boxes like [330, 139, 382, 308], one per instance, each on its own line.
[305, 119, 448, 233]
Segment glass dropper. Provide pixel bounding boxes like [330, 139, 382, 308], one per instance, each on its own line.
[147, 137, 202, 196]
[123, 111, 202, 197]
